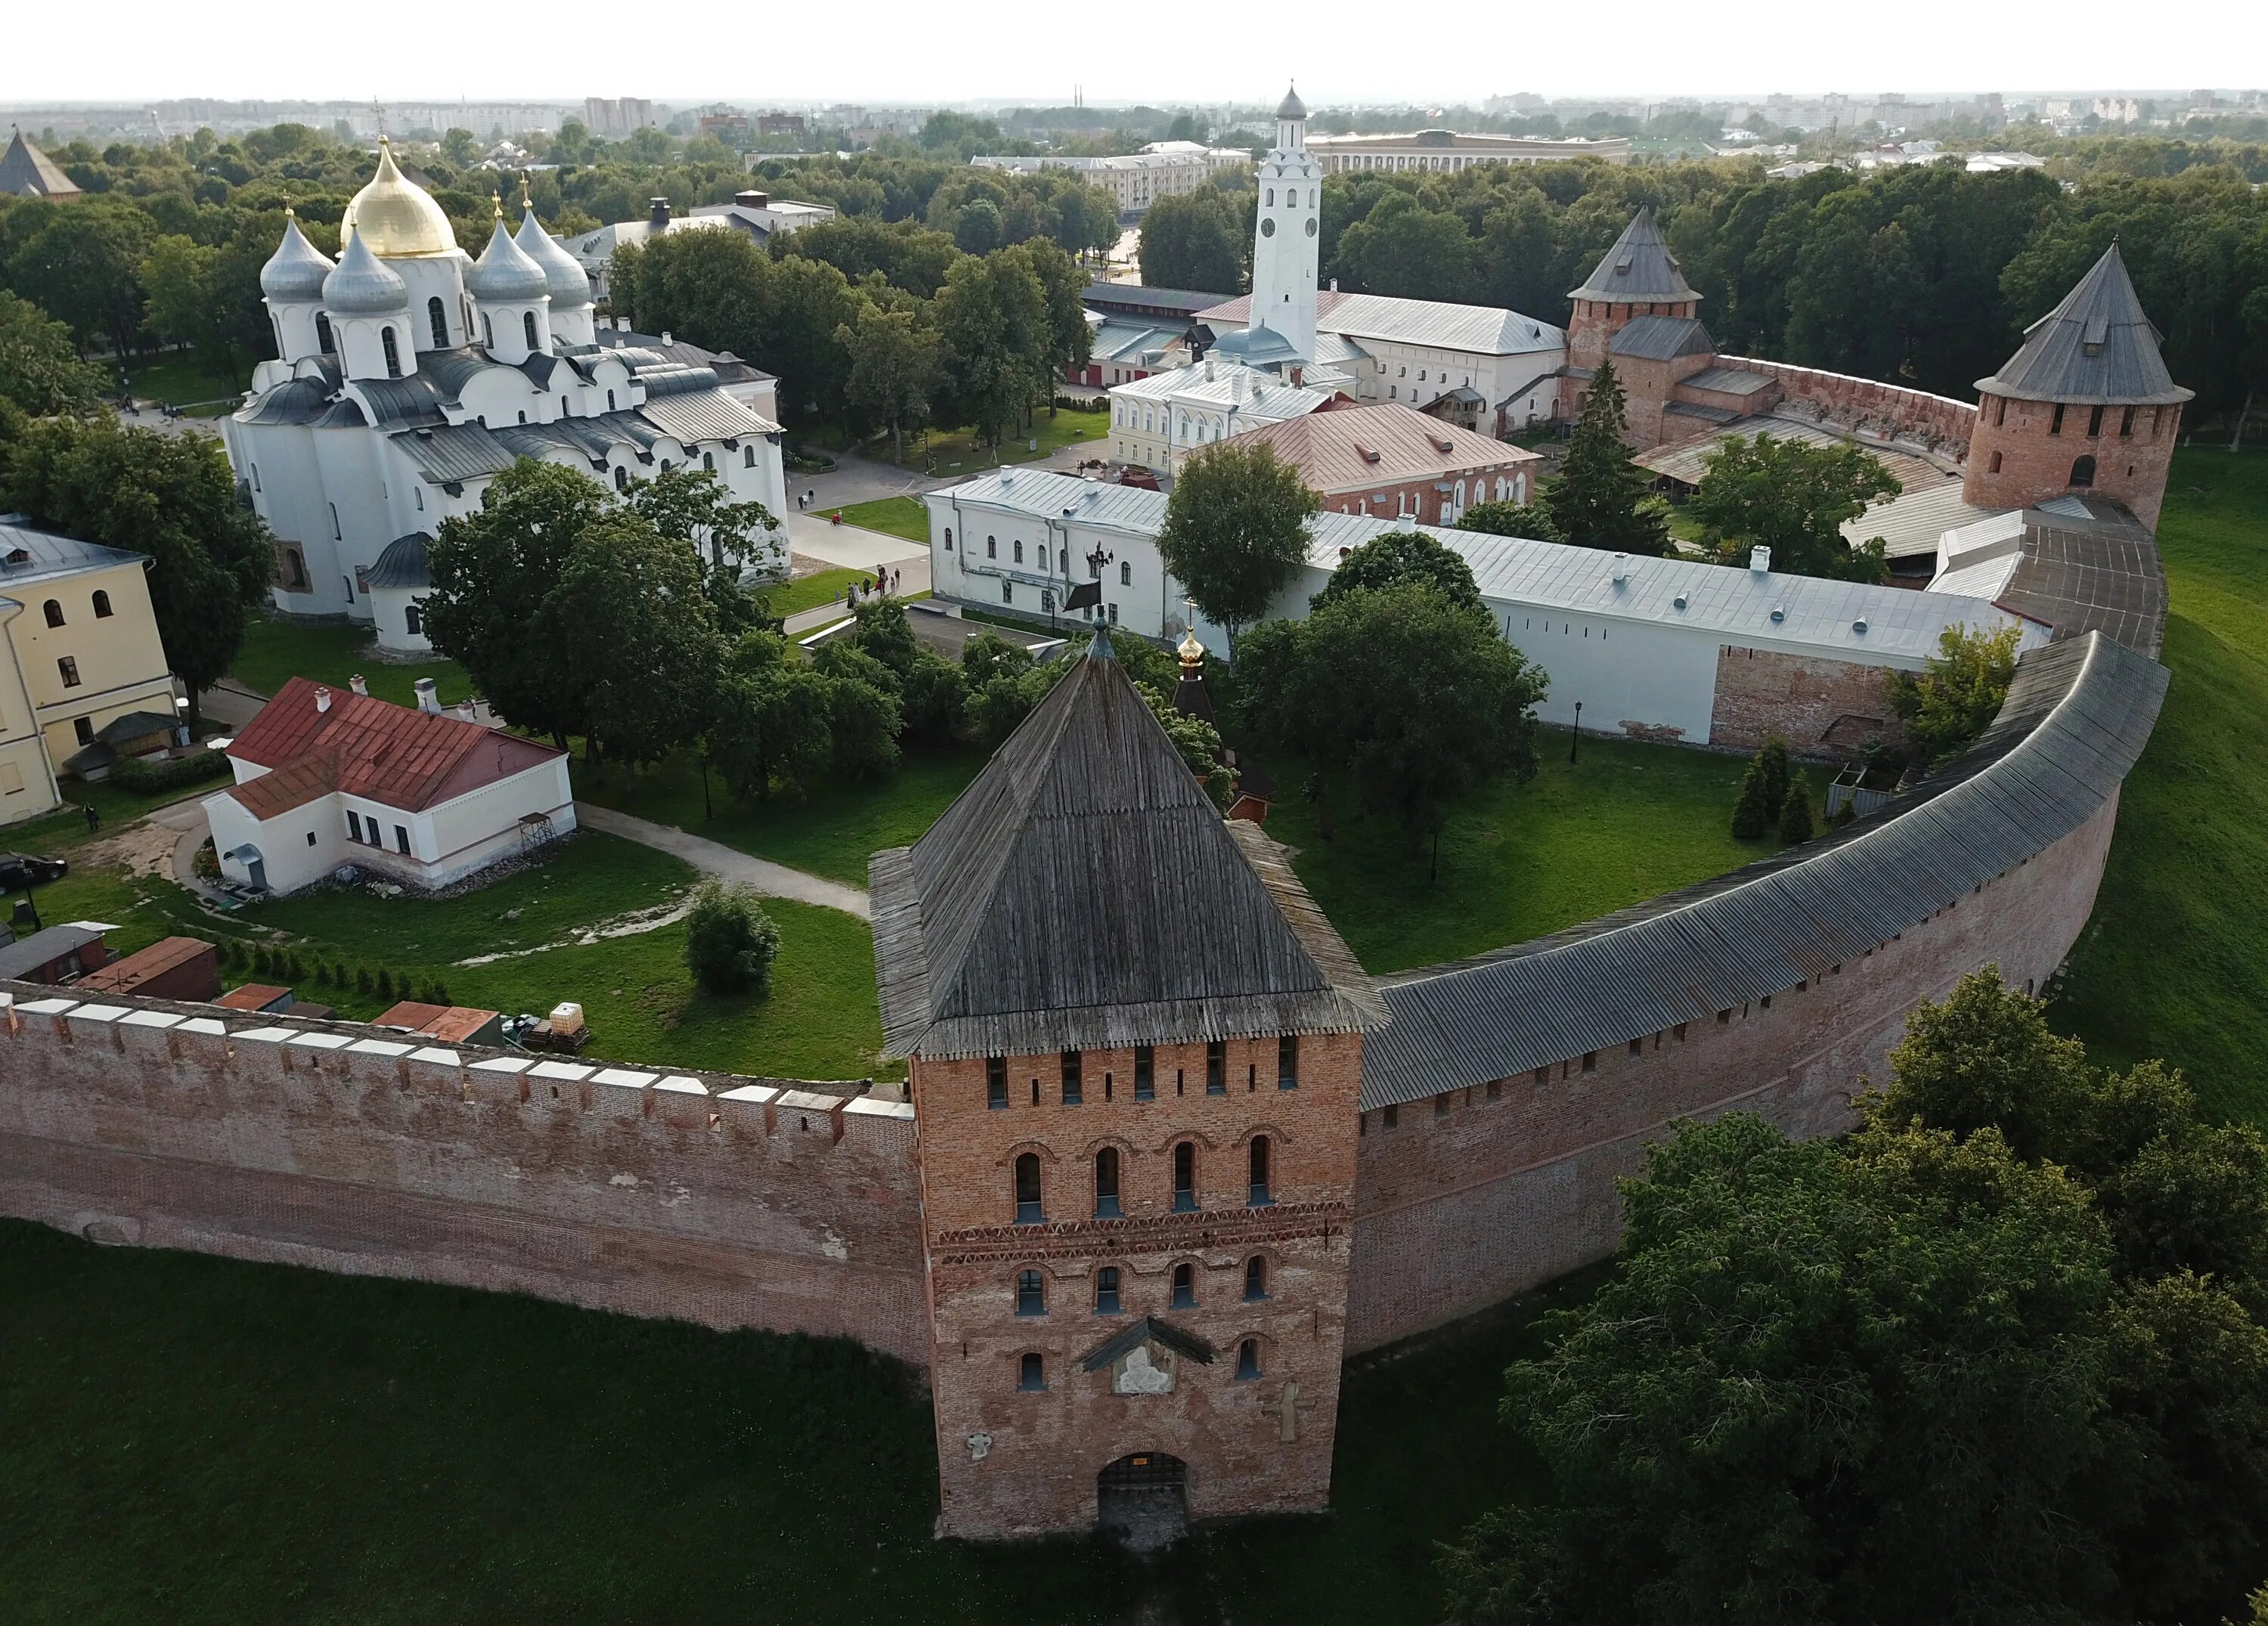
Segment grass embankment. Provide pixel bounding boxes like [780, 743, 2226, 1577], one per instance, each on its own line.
[2053, 448, 2268, 1123]
[0, 1219, 1574, 1625]
[764, 567, 865, 618]
[1271, 734, 1775, 974]
[575, 749, 985, 889]
[808, 409, 1110, 472]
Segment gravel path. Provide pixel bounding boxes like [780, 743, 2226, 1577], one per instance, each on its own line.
[573, 804, 870, 920]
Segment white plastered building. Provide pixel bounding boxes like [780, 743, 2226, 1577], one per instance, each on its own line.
[225, 143, 789, 656]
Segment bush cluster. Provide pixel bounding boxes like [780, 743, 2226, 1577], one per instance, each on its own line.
[108, 747, 228, 794]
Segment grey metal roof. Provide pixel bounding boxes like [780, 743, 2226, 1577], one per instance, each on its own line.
[465, 216, 550, 303]
[1636, 416, 1959, 496]
[1610, 314, 1714, 362]
[1681, 365, 1776, 398]
[313, 397, 368, 429]
[1996, 500, 2167, 659]
[366, 531, 432, 590]
[1975, 243, 2192, 407]
[353, 373, 451, 429]
[870, 641, 1385, 1061]
[322, 230, 408, 315]
[237, 376, 333, 426]
[389, 423, 518, 485]
[638, 364, 723, 398]
[637, 391, 779, 445]
[1082, 285, 1220, 317]
[1841, 479, 2003, 559]
[1199, 290, 1563, 358]
[0, 923, 105, 981]
[1277, 85, 1308, 121]
[95, 710, 178, 745]
[1569, 208, 1699, 303]
[0, 522, 147, 587]
[1362, 630, 2167, 1110]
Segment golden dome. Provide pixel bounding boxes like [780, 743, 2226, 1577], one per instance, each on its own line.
[1177, 626, 1207, 671]
[339, 138, 457, 259]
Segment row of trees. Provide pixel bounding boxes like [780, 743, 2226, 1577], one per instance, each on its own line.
[1145, 155, 2266, 420]
[1444, 970, 2268, 1625]
[613, 224, 1089, 444]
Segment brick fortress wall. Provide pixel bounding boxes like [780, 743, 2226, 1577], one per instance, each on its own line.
[1709, 645, 1904, 758]
[1343, 795, 2120, 1351]
[1715, 356, 1977, 459]
[0, 1001, 931, 1364]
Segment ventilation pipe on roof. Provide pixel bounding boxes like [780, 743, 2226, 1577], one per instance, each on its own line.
[414, 677, 442, 716]
[1749, 546, 1771, 575]
[649, 197, 671, 229]
[314, 685, 332, 714]
[1612, 553, 1629, 584]
[349, 674, 368, 697]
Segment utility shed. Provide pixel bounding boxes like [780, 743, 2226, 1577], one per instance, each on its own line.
[0, 922, 112, 985]
[74, 936, 221, 1002]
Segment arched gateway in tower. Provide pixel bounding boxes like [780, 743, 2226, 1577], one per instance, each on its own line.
[871, 627, 1385, 1540]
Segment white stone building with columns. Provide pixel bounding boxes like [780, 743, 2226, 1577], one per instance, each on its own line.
[224, 141, 788, 656]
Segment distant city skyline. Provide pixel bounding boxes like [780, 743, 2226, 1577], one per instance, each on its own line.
[11, 0, 2260, 107]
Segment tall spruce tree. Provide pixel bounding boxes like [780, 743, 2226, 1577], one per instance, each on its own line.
[1778, 767, 1816, 844]
[1543, 359, 1671, 556]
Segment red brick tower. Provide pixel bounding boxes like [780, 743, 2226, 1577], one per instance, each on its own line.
[1963, 243, 2192, 531]
[1564, 208, 1701, 376]
[871, 629, 1385, 1541]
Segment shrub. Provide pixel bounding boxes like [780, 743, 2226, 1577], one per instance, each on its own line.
[683, 881, 782, 997]
[374, 968, 394, 1000]
[253, 944, 274, 977]
[1887, 623, 2022, 763]
[355, 967, 373, 996]
[1731, 751, 1780, 839]
[898, 649, 970, 746]
[285, 952, 306, 984]
[108, 748, 229, 795]
[1832, 797, 1859, 829]
[423, 979, 451, 1005]
[1779, 768, 1816, 844]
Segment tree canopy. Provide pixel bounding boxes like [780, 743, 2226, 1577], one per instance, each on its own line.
[1442, 969, 2268, 1626]
[1136, 187, 1250, 295]
[1543, 361, 1670, 556]
[1886, 622, 2022, 763]
[1155, 441, 1320, 645]
[0, 413, 272, 728]
[1687, 432, 1900, 582]
[1313, 529, 1486, 617]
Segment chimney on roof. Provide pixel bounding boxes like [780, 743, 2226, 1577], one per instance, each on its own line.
[1330, 278, 1339, 293]
[414, 677, 442, 716]
[457, 700, 478, 721]
[349, 674, 368, 697]
[313, 685, 332, 714]
[736, 190, 769, 209]
[661, 330, 672, 345]
[1750, 546, 1771, 575]
[649, 197, 671, 229]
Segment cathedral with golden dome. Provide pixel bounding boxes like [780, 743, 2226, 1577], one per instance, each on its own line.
[225, 140, 788, 654]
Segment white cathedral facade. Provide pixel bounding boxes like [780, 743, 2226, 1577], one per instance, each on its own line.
[225, 141, 789, 655]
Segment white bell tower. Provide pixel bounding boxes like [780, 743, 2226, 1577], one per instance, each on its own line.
[1248, 83, 1320, 365]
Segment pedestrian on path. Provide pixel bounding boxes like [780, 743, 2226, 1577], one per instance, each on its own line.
[84, 804, 100, 835]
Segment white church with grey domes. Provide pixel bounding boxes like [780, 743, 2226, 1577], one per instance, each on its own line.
[226, 140, 788, 655]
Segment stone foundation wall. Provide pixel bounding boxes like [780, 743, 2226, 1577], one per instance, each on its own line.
[1344, 797, 2120, 1352]
[0, 998, 931, 1364]
[1710, 645, 1904, 757]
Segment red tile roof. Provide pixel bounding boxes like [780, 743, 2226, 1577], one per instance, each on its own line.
[224, 677, 562, 817]
[1228, 402, 1538, 494]
[374, 1001, 503, 1044]
[215, 983, 292, 1011]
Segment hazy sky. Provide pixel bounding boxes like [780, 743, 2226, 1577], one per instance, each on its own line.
[8, 0, 2263, 107]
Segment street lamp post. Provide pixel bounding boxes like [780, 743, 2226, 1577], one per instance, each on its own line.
[1570, 700, 1582, 765]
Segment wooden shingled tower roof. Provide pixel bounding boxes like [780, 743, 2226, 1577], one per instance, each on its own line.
[1568, 206, 1699, 304]
[870, 634, 1384, 1061]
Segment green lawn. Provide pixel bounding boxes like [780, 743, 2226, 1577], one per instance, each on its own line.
[125, 346, 255, 413]
[826, 494, 931, 545]
[2053, 448, 2268, 1123]
[761, 567, 864, 619]
[916, 409, 1110, 472]
[228, 613, 470, 709]
[1268, 735, 1777, 974]
[576, 748, 986, 888]
[0, 1219, 1576, 1625]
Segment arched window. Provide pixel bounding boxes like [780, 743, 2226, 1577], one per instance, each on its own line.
[1019, 1352, 1046, 1391]
[482, 312, 494, 348]
[702, 451, 714, 472]
[1095, 1266, 1121, 1314]
[614, 466, 628, 491]
[1013, 539, 1024, 565]
[1093, 1147, 1121, 1218]
[316, 313, 334, 353]
[41, 599, 63, 628]
[943, 528, 954, 551]
[1014, 1153, 1043, 1224]
[404, 604, 423, 636]
[1244, 1256, 1268, 1301]
[427, 296, 448, 349]
[744, 445, 755, 468]
[1248, 1136, 1272, 1206]
[1235, 1339, 1262, 1380]
[606, 389, 616, 410]
[1015, 1269, 1045, 1316]
[380, 327, 401, 379]
[987, 535, 997, 559]
[91, 590, 112, 619]
[523, 311, 538, 352]
[1266, 187, 1275, 206]
[1172, 1141, 1197, 1212]
[2070, 454, 2096, 488]
[1170, 1262, 1196, 1309]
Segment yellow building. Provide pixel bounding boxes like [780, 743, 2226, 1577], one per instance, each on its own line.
[0, 519, 181, 826]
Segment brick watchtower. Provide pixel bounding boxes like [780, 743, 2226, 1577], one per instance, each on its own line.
[871, 628, 1386, 1541]
[1963, 243, 2192, 531]
[1564, 207, 1701, 376]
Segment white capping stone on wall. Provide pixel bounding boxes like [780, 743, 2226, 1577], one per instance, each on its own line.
[530, 1061, 593, 1082]
[718, 1084, 776, 1104]
[178, 1018, 227, 1036]
[286, 1032, 353, 1051]
[469, 1056, 533, 1073]
[410, 1047, 460, 1065]
[15, 998, 76, 1016]
[119, 1010, 185, 1030]
[656, 1076, 708, 1095]
[349, 1039, 415, 1057]
[844, 1097, 917, 1120]
[592, 1068, 658, 1090]
[66, 1004, 133, 1024]
[234, 1026, 300, 1042]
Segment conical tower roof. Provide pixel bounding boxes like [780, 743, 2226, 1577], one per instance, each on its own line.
[870, 640, 1383, 1060]
[1975, 242, 2192, 407]
[1569, 206, 1698, 303]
